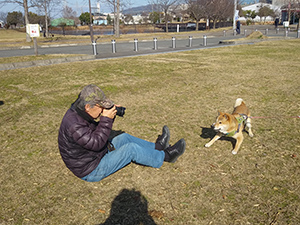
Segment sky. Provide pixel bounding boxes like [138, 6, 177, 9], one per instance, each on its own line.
[0, 0, 151, 18]
[0, 0, 254, 19]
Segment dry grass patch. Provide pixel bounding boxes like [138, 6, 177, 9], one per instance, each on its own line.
[0, 54, 86, 64]
[0, 39, 299, 225]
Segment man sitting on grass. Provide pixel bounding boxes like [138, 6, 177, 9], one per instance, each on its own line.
[58, 84, 186, 182]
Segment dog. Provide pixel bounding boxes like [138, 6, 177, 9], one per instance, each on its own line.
[205, 98, 254, 154]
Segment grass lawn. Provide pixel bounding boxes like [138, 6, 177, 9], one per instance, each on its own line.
[0, 39, 299, 224]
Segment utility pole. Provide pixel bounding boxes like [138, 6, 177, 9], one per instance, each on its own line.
[89, 0, 94, 43]
[233, 0, 237, 31]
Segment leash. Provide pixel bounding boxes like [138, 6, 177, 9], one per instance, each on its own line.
[250, 116, 300, 119]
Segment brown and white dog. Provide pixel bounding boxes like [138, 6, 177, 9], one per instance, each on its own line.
[205, 98, 254, 154]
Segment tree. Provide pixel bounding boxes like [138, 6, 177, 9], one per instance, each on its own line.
[28, 11, 42, 23]
[242, 9, 256, 24]
[124, 14, 133, 24]
[149, 11, 160, 24]
[157, 0, 181, 32]
[1, 0, 32, 41]
[186, 0, 207, 31]
[107, 14, 112, 25]
[216, 0, 234, 28]
[7, 11, 23, 27]
[32, 0, 61, 37]
[257, 5, 275, 24]
[79, 12, 91, 25]
[102, 0, 121, 37]
[62, 5, 79, 25]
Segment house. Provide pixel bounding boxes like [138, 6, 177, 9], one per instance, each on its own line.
[93, 13, 108, 25]
[239, 3, 281, 23]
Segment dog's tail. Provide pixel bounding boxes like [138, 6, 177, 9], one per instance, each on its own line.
[234, 98, 244, 108]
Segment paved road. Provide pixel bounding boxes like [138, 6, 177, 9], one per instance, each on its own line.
[0, 25, 298, 67]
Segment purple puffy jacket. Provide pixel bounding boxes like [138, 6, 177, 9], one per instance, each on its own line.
[58, 106, 113, 178]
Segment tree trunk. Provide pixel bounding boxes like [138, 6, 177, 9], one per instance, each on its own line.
[115, 0, 120, 37]
[165, 10, 168, 33]
[23, 0, 31, 42]
[44, 1, 49, 37]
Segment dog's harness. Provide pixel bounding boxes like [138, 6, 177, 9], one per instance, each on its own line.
[225, 114, 248, 137]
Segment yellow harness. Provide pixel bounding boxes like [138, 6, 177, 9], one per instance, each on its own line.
[225, 114, 247, 137]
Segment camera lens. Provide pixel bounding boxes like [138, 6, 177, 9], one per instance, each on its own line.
[116, 106, 126, 117]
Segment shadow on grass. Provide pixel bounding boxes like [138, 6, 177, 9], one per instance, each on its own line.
[0, 100, 4, 106]
[99, 189, 157, 225]
[200, 126, 236, 148]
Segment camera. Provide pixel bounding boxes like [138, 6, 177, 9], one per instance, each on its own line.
[115, 106, 126, 117]
[107, 105, 126, 117]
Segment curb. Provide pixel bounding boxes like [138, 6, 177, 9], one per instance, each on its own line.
[0, 55, 96, 71]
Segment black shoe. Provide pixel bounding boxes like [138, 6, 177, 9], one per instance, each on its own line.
[164, 138, 186, 163]
[155, 125, 170, 150]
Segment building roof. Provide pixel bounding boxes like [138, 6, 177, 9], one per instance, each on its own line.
[242, 3, 281, 13]
[51, 18, 75, 27]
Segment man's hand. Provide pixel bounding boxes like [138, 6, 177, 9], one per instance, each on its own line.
[102, 106, 117, 119]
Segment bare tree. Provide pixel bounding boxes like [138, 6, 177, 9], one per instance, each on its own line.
[186, 0, 207, 31]
[102, 0, 121, 37]
[217, 0, 234, 28]
[62, 5, 79, 25]
[160, 0, 181, 32]
[32, 0, 60, 37]
[157, 0, 181, 32]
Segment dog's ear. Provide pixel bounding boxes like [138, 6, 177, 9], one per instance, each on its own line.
[224, 113, 229, 120]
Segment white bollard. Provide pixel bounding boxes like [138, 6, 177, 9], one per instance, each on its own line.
[111, 40, 116, 53]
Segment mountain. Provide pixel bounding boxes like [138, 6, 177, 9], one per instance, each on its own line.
[122, 4, 157, 15]
[122, 0, 256, 15]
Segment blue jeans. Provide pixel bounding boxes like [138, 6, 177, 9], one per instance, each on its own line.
[81, 133, 165, 182]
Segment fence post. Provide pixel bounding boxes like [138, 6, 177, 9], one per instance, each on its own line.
[244, 30, 247, 36]
[265, 28, 268, 35]
[297, 30, 300, 38]
[111, 40, 116, 53]
[223, 30, 226, 37]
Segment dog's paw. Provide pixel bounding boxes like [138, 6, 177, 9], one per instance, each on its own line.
[232, 150, 238, 155]
[249, 133, 254, 137]
[204, 143, 210, 148]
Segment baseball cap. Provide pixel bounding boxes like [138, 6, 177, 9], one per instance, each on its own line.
[79, 84, 114, 109]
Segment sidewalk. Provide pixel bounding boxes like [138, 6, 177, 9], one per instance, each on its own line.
[0, 24, 298, 71]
